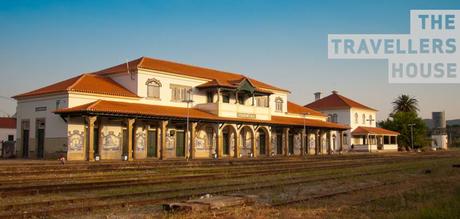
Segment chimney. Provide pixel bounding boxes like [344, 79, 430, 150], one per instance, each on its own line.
[314, 92, 321, 101]
[332, 90, 338, 94]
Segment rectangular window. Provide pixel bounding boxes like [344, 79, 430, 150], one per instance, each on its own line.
[276, 102, 283, 112]
[222, 93, 230, 103]
[275, 97, 283, 112]
[256, 96, 268, 107]
[384, 136, 390, 144]
[207, 91, 213, 103]
[8, 135, 14, 141]
[391, 136, 397, 144]
[147, 85, 160, 99]
[238, 95, 245, 105]
[170, 85, 192, 102]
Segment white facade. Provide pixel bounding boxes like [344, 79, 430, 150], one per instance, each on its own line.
[431, 134, 448, 150]
[0, 128, 15, 142]
[0, 127, 15, 156]
[100, 69, 314, 121]
[314, 107, 376, 149]
[14, 57, 345, 160]
[306, 91, 398, 153]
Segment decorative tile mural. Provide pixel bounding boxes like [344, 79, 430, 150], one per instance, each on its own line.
[195, 130, 206, 150]
[240, 131, 252, 156]
[101, 131, 121, 151]
[166, 130, 175, 150]
[136, 132, 146, 151]
[294, 134, 301, 150]
[309, 136, 316, 149]
[68, 130, 84, 152]
[271, 134, 277, 152]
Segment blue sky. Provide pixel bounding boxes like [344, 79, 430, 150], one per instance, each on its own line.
[0, 0, 459, 120]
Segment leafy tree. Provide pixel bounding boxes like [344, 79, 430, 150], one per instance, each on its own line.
[378, 112, 428, 150]
[392, 94, 419, 114]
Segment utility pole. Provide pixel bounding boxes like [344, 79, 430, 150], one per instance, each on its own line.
[183, 89, 194, 160]
[303, 112, 310, 156]
[408, 123, 416, 150]
[366, 117, 376, 153]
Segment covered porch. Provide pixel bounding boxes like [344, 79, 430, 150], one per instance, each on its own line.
[55, 100, 348, 161]
[351, 126, 399, 152]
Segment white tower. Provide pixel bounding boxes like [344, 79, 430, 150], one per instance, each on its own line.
[431, 112, 448, 150]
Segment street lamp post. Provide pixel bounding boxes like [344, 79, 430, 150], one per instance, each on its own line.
[408, 123, 416, 150]
[366, 117, 375, 153]
[183, 89, 194, 160]
[303, 112, 310, 156]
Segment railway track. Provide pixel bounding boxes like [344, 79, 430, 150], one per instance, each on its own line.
[0, 165, 415, 218]
[0, 158, 373, 185]
[0, 159, 399, 196]
[0, 155, 382, 176]
[2, 152, 436, 175]
[0, 153, 450, 183]
[0, 155, 445, 196]
[0, 156, 395, 185]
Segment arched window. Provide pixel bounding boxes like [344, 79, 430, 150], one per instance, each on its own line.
[369, 115, 373, 125]
[327, 114, 332, 122]
[275, 97, 283, 112]
[354, 113, 358, 124]
[362, 114, 366, 124]
[332, 114, 338, 123]
[146, 78, 161, 99]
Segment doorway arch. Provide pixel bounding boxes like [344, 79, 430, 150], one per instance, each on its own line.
[239, 126, 254, 157]
[221, 125, 238, 157]
[256, 126, 270, 156]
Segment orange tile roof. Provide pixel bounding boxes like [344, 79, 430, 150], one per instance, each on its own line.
[287, 101, 325, 117]
[305, 92, 376, 111]
[55, 100, 348, 130]
[196, 79, 232, 89]
[0, 117, 16, 129]
[13, 74, 139, 99]
[351, 126, 399, 135]
[94, 56, 289, 93]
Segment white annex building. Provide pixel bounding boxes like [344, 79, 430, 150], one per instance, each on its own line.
[0, 117, 16, 155]
[430, 112, 448, 150]
[0, 118, 16, 142]
[305, 91, 399, 152]
[13, 57, 349, 160]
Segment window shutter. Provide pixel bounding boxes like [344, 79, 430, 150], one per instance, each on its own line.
[153, 86, 159, 98]
[171, 88, 174, 101]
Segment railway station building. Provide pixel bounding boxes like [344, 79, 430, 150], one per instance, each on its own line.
[13, 57, 348, 160]
[305, 91, 399, 152]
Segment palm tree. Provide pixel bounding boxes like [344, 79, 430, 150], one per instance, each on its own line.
[392, 94, 419, 114]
